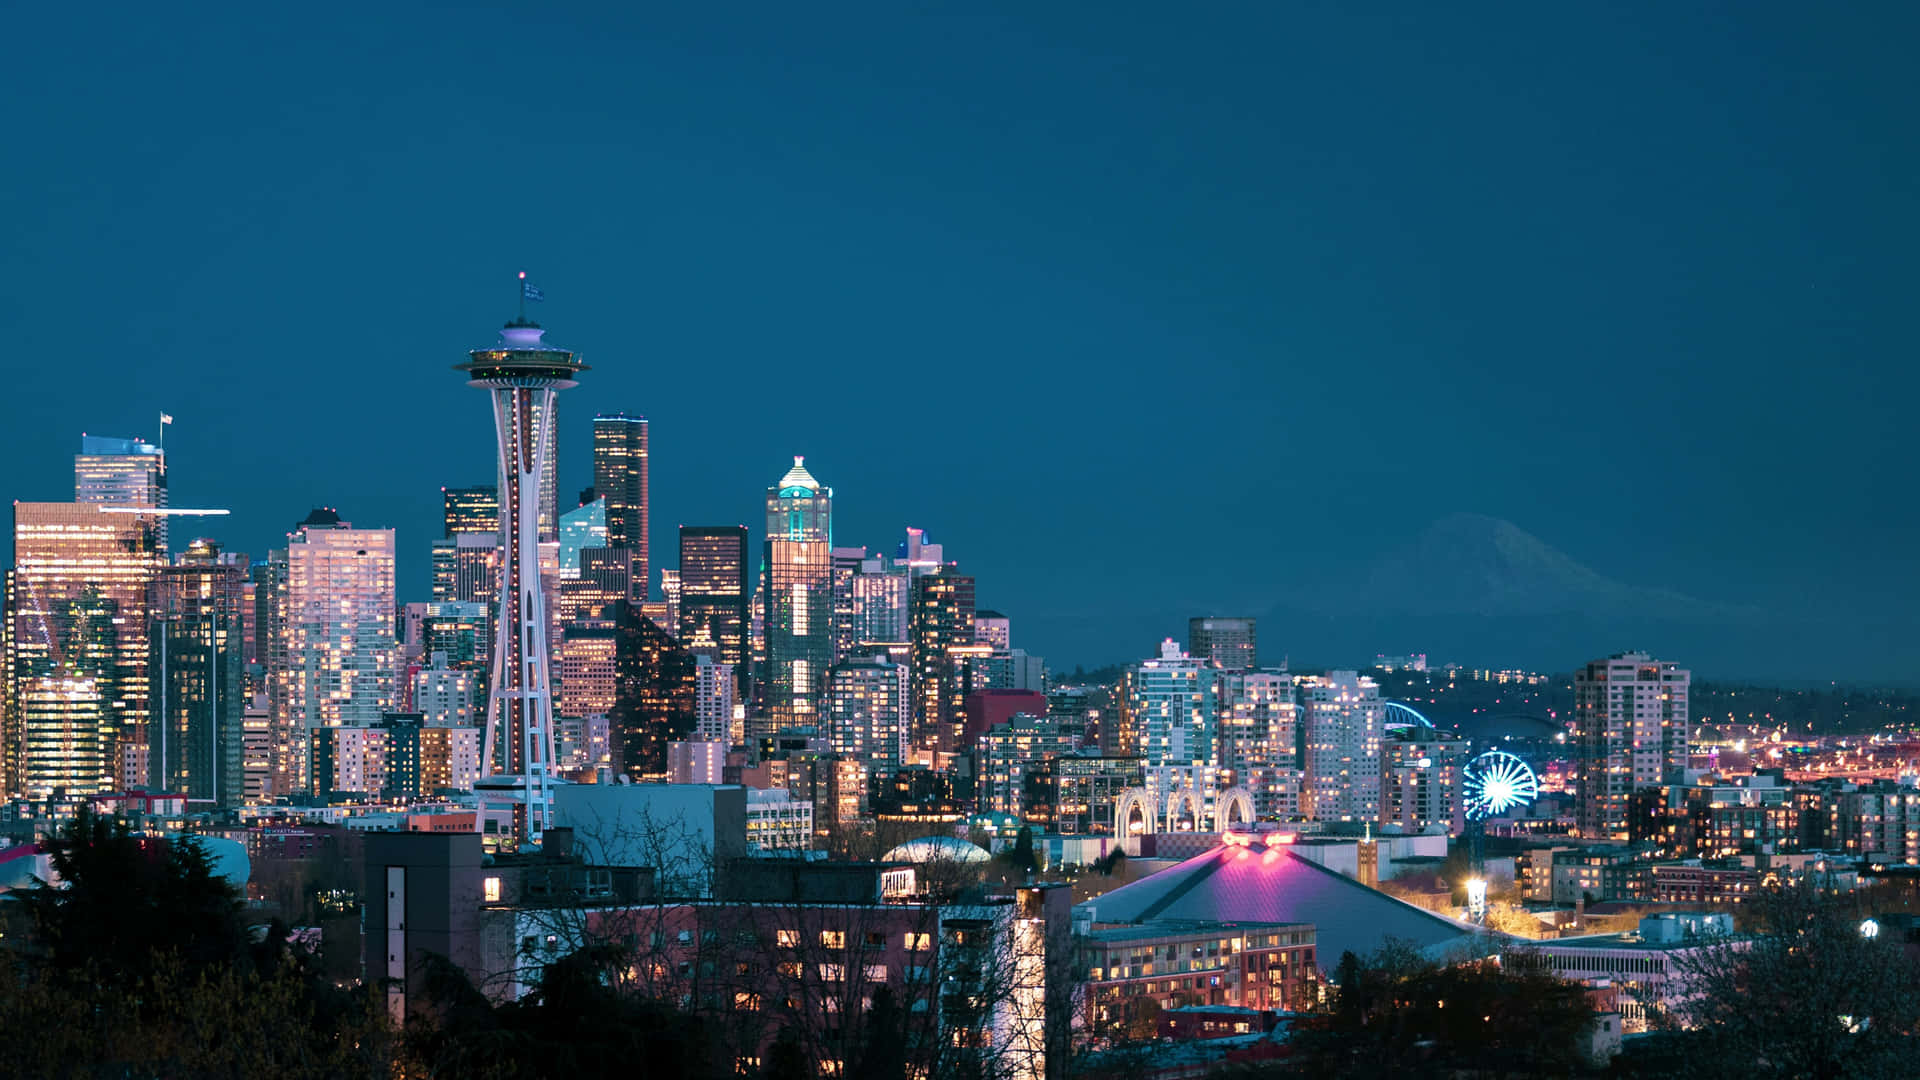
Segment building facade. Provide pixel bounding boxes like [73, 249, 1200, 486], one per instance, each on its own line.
[1574, 652, 1691, 841]
[1298, 671, 1384, 824]
[592, 414, 648, 599]
[763, 458, 833, 739]
[1187, 617, 1256, 671]
[285, 510, 397, 794]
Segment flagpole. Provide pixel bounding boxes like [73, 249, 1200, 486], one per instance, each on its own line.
[158, 411, 165, 453]
[518, 270, 527, 323]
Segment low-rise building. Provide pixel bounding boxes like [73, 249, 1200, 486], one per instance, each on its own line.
[1080, 919, 1317, 1022]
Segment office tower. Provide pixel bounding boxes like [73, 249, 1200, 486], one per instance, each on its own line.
[1574, 651, 1691, 842]
[558, 497, 607, 577]
[1298, 670, 1384, 823]
[1216, 670, 1298, 819]
[592, 414, 649, 599]
[609, 604, 696, 779]
[441, 485, 499, 537]
[458, 313, 586, 836]
[826, 654, 911, 772]
[1124, 639, 1217, 768]
[678, 526, 750, 677]
[897, 527, 944, 572]
[1022, 755, 1147, 835]
[1188, 617, 1257, 671]
[909, 568, 975, 754]
[1381, 729, 1467, 834]
[411, 602, 490, 670]
[252, 550, 295, 796]
[848, 556, 911, 647]
[241, 694, 272, 802]
[693, 654, 736, 742]
[75, 435, 169, 551]
[8, 503, 164, 796]
[763, 457, 833, 738]
[285, 509, 397, 795]
[828, 547, 867, 662]
[556, 619, 619, 720]
[658, 569, 681, 637]
[150, 539, 247, 805]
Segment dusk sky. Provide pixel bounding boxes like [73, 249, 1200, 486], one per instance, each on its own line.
[5, 4, 1914, 680]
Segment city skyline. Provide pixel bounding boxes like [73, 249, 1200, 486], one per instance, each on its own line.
[4, 6, 1915, 682]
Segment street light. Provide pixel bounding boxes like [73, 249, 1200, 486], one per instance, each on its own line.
[1860, 918, 1881, 940]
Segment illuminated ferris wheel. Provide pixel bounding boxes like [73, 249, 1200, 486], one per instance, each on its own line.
[1462, 750, 1539, 821]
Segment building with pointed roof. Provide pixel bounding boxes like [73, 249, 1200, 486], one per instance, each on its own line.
[1075, 833, 1495, 972]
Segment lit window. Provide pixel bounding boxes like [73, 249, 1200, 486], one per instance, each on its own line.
[483, 876, 501, 902]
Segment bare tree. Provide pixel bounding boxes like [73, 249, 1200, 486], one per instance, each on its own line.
[1664, 883, 1920, 1080]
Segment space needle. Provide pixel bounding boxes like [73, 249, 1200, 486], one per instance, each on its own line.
[456, 272, 587, 841]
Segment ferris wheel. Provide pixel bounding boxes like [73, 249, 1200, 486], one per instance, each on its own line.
[1462, 750, 1539, 821]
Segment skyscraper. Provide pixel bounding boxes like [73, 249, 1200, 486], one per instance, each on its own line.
[1125, 639, 1217, 768]
[285, 509, 397, 794]
[827, 654, 911, 772]
[75, 435, 168, 551]
[150, 538, 247, 805]
[678, 526, 749, 678]
[909, 567, 975, 754]
[8, 502, 164, 796]
[1574, 651, 1691, 841]
[592, 414, 648, 599]
[1298, 670, 1384, 824]
[763, 458, 832, 739]
[441, 485, 498, 537]
[1216, 669, 1298, 819]
[1188, 617, 1257, 671]
[558, 496, 607, 577]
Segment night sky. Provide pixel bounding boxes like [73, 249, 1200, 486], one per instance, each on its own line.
[4, 4, 1914, 681]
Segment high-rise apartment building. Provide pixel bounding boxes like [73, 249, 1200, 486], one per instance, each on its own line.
[762, 458, 833, 738]
[8, 502, 164, 796]
[285, 509, 397, 794]
[849, 556, 911, 647]
[429, 533, 500, 605]
[1298, 670, 1384, 824]
[1125, 640, 1217, 768]
[441, 485, 498, 537]
[829, 546, 867, 662]
[1216, 670, 1298, 819]
[75, 435, 168, 551]
[413, 662, 484, 728]
[150, 539, 247, 806]
[1381, 729, 1467, 834]
[252, 550, 296, 796]
[592, 414, 648, 599]
[826, 654, 911, 772]
[678, 526, 749, 679]
[693, 654, 736, 743]
[1574, 651, 1691, 841]
[909, 568, 974, 754]
[1188, 617, 1257, 671]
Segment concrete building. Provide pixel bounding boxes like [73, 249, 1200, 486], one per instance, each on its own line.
[667, 738, 726, 785]
[1216, 670, 1298, 820]
[745, 786, 814, 852]
[1298, 671, 1383, 824]
[976, 713, 1076, 816]
[1080, 919, 1317, 1020]
[1507, 913, 1738, 1032]
[285, 509, 397, 793]
[1126, 640, 1217, 768]
[1574, 652, 1690, 841]
[692, 653, 735, 743]
[826, 653, 912, 772]
[1380, 729, 1467, 835]
[551, 782, 748, 896]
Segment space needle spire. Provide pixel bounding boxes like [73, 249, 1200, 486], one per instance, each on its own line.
[455, 273, 583, 841]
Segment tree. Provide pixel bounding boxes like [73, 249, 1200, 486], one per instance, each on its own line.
[1655, 884, 1920, 1080]
[21, 807, 251, 983]
[1288, 940, 1597, 1075]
